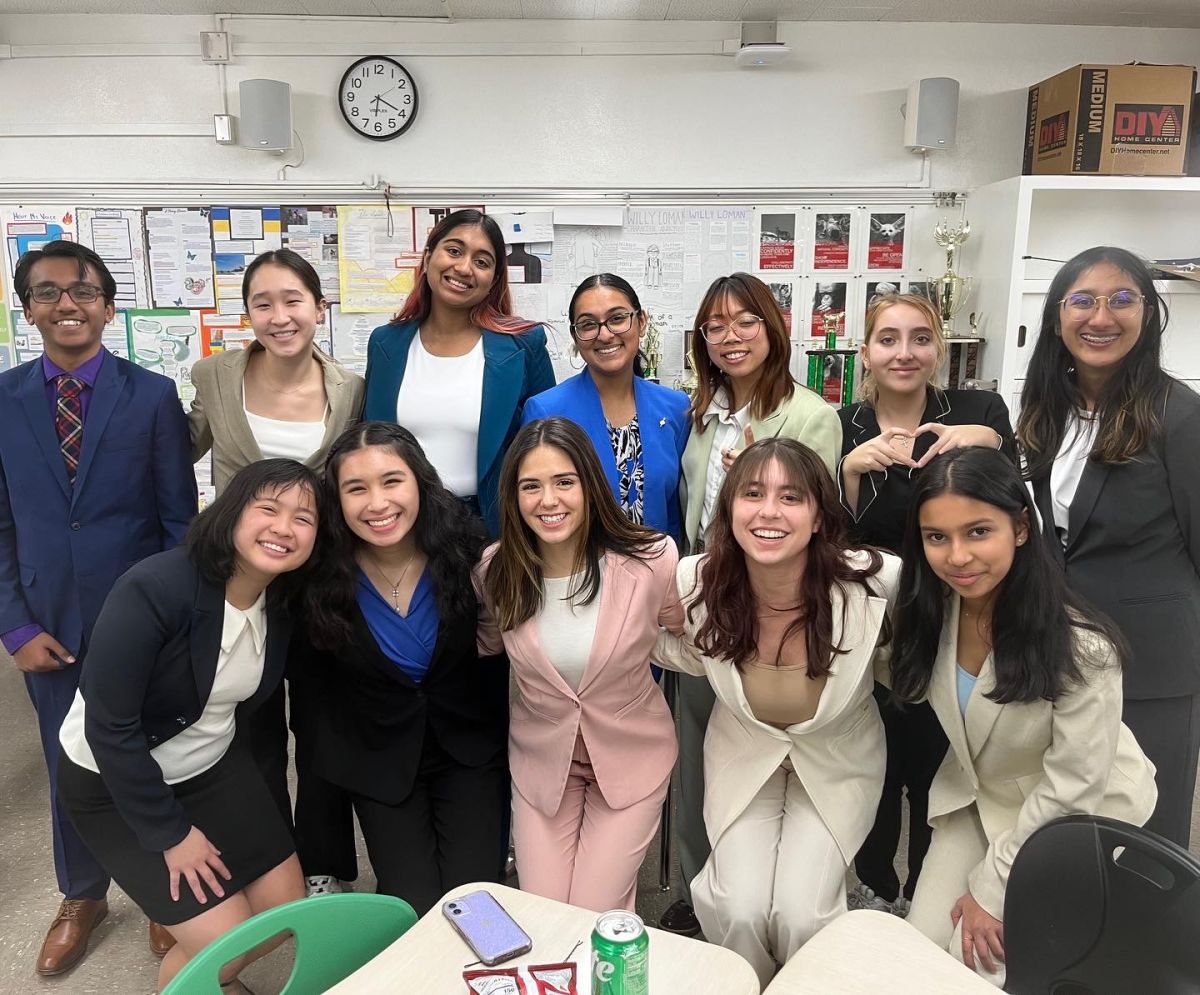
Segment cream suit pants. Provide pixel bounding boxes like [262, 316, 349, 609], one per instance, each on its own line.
[908, 804, 1006, 988]
[693, 760, 846, 990]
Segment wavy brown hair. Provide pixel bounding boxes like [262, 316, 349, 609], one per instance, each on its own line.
[690, 437, 884, 675]
[1018, 246, 1172, 480]
[486, 416, 665, 631]
[687, 273, 799, 429]
[859, 293, 948, 404]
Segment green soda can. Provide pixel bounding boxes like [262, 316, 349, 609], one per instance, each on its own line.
[842, 351, 857, 406]
[591, 910, 649, 995]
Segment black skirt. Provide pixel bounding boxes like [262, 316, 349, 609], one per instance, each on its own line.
[58, 745, 296, 925]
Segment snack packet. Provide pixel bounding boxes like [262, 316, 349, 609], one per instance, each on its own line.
[463, 967, 528, 994]
[528, 962, 578, 995]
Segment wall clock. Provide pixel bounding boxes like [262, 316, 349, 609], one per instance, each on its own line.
[338, 56, 419, 141]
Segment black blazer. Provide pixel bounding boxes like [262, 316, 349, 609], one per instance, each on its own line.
[838, 388, 1017, 553]
[78, 546, 291, 852]
[289, 598, 508, 807]
[1030, 380, 1200, 700]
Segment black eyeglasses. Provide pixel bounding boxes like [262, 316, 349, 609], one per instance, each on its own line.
[571, 310, 638, 341]
[29, 283, 105, 305]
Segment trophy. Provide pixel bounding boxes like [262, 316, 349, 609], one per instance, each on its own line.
[932, 218, 973, 335]
[642, 312, 663, 384]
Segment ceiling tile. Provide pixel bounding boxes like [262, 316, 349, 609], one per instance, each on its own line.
[808, 3, 895, 20]
[520, 0, 595, 16]
[739, 0, 824, 19]
[664, 0, 746, 19]
[593, 0, 671, 17]
[442, 0, 523, 16]
[371, 0, 449, 15]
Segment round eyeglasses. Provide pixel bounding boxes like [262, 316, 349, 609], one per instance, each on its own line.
[697, 314, 764, 344]
[1058, 291, 1143, 314]
[571, 310, 638, 341]
[29, 283, 104, 305]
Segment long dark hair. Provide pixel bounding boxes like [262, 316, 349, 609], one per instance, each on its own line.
[1018, 246, 1171, 480]
[692, 437, 883, 676]
[305, 422, 487, 649]
[890, 447, 1125, 704]
[568, 272, 648, 377]
[187, 458, 323, 604]
[486, 417, 664, 631]
[391, 209, 538, 334]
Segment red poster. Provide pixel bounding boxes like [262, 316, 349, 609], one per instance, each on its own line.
[759, 213, 796, 270]
[813, 213, 851, 270]
[811, 282, 847, 338]
[867, 212, 906, 269]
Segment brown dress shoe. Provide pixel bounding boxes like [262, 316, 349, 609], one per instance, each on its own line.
[148, 920, 177, 957]
[36, 898, 108, 976]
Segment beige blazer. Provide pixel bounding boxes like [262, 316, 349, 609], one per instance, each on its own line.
[920, 596, 1158, 918]
[680, 385, 842, 549]
[188, 344, 365, 493]
[476, 538, 685, 817]
[655, 550, 900, 862]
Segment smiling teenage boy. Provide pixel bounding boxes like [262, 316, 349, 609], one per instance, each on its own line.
[0, 241, 196, 975]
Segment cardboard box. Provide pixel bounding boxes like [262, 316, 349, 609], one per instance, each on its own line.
[1023, 63, 1197, 176]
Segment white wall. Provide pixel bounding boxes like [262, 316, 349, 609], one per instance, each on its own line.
[0, 14, 1196, 194]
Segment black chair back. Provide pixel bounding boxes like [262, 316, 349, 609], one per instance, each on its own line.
[1003, 815, 1200, 993]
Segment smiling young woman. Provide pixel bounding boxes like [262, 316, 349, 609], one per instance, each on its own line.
[1018, 245, 1200, 850]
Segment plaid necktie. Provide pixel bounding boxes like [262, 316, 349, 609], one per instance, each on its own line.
[55, 375, 84, 486]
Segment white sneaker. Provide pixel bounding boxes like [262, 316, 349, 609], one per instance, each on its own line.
[890, 896, 911, 918]
[846, 883, 892, 913]
[304, 875, 342, 897]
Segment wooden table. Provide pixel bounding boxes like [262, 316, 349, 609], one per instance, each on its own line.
[324, 882, 760, 994]
[763, 910, 997, 994]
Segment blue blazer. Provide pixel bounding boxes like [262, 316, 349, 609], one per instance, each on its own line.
[521, 370, 690, 544]
[362, 319, 556, 536]
[0, 351, 197, 656]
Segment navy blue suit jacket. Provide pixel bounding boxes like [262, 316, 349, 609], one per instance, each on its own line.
[521, 370, 690, 543]
[362, 319, 555, 535]
[0, 350, 197, 656]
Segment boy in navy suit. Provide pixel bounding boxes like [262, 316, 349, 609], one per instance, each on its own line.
[0, 241, 196, 975]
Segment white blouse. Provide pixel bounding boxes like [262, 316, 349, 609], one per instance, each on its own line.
[537, 570, 602, 693]
[244, 404, 327, 462]
[1050, 413, 1098, 547]
[59, 592, 268, 785]
[699, 389, 751, 539]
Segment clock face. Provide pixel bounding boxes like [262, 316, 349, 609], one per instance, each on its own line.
[338, 56, 419, 141]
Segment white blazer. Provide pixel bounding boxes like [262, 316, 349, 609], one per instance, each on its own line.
[922, 596, 1158, 918]
[655, 550, 901, 862]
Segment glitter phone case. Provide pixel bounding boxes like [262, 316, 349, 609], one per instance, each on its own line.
[443, 890, 533, 966]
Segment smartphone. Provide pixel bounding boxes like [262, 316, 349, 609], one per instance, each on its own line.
[443, 890, 533, 966]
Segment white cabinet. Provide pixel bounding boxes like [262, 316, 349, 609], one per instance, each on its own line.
[961, 175, 1200, 411]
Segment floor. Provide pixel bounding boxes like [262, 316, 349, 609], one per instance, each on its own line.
[2, 653, 1198, 994]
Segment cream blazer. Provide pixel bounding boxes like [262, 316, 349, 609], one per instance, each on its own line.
[919, 596, 1158, 919]
[188, 344, 365, 493]
[476, 538, 684, 817]
[655, 550, 901, 862]
[680, 385, 841, 549]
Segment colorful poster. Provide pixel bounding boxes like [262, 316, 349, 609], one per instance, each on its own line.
[76, 208, 152, 309]
[810, 281, 848, 339]
[768, 280, 794, 332]
[413, 205, 485, 253]
[281, 206, 340, 302]
[127, 308, 204, 405]
[10, 309, 130, 364]
[758, 212, 796, 270]
[144, 207, 215, 308]
[211, 206, 282, 314]
[813, 213, 851, 270]
[2, 206, 77, 307]
[866, 279, 903, 319]
[0, 300, 12, 372]
[337, 205, 418, 313]
[868, 212, 907, 270]
[329, 304, 390, 376]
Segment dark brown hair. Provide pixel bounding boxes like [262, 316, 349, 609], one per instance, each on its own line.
[687, 273, 799, 428]
[486, 417, 664, 631]
[690, 437, 883, 676]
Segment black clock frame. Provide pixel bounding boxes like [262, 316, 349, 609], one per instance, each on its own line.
[338, 55, 420, 142]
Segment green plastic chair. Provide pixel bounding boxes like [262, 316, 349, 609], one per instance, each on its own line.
[162, 892, 418, 995]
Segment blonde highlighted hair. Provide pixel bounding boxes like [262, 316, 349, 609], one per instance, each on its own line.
[859, 293, 947, 404]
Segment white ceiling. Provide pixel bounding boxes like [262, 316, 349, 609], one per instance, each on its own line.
[1, 0, 1199, 28]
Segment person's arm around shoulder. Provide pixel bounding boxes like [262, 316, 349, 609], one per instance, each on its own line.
[344, 370, 366, 426]
[472, 543, 504, 657]
[653, 536, 684, 635]
[520, 325, 557, 399]
[362, 321, 400, 421]
[868, 551, 902, 687]
[788, 389, 842, 477]
[151, 376, 199, 550]
[653, 555, 706, 677]
[186, 356, 215, 463]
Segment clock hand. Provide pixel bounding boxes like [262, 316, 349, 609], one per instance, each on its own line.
[376, 97, 400, 112]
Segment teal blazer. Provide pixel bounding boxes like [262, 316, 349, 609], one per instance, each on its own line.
[521, 369, 690, 544]
[362, 319, 555, 535]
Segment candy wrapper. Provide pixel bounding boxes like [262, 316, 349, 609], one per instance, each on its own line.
[463, 967, 527, 994]
[529, 962, 578, 994]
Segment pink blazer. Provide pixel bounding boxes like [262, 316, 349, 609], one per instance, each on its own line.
[477, 537, 683, 817]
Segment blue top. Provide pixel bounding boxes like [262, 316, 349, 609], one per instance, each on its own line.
[357, 567, 439, 684]
[956, 663, 978, 716]
[362, 319, 556, 537]
[521, 369, 690, 543]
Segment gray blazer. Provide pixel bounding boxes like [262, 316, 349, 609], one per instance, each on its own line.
[188, 344, 364, 493]
[1031, 380, 1200, 700]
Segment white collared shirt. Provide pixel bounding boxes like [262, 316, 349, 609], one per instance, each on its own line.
[1050, 412, 1098, 547]
[699, 389, 751, 538]
[59, 591, 269, 784]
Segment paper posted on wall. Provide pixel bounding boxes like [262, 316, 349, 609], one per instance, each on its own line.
[145, 207, 215, 309]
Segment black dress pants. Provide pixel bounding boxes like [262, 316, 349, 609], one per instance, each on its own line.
[1122, 693, 1200, 850]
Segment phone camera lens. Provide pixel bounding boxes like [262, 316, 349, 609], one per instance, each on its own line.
[451, 906, 462, 915]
